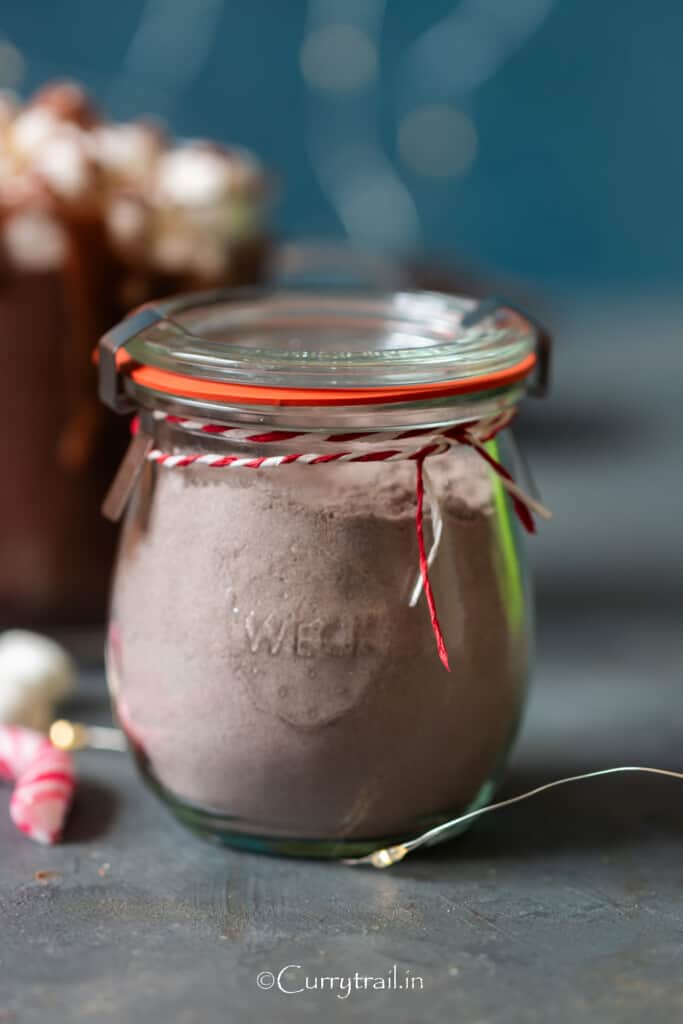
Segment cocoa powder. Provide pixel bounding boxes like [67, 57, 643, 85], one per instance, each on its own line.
[110, 447, 529, 840]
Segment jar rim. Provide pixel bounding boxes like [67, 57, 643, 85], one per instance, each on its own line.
[99, 286, 547, 423]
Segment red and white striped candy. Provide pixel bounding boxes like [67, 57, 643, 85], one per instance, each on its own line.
[0, 724, 75, 844]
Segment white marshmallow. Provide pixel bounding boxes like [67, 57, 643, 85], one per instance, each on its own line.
[156, 147, 235, 207]
[4, 94, 265, 275]
[94, 123, 161, 185]
[11, 107, 62, 162]
[0, 631, 74, 732]
[34, 132, 94, 200]
[106, 194, 150, 249]
[151, 220, 199, 271]
[2, 208, 68, 270]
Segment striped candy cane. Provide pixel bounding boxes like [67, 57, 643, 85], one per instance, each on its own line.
[0, 725, 75, 844]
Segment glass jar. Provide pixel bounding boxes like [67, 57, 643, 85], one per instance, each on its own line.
[98, 288, 549, 857]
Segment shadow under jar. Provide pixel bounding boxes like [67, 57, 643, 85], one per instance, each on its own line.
[98, 288, 549, 858]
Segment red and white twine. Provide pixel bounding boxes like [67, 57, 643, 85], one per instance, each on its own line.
[135, 410, 550, 671]
[145, 409, 514, 464]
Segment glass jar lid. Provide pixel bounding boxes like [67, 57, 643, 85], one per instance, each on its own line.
[99, 288, 548, 427]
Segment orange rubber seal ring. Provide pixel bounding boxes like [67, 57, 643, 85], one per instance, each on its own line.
[117, 350, 536, 408]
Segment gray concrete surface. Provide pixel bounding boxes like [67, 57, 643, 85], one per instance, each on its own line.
[1, 625, 681, 1024]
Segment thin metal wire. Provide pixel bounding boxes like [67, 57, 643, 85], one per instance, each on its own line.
[343, 766, 683, 868]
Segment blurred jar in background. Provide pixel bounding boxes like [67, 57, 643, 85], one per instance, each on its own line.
[0, 82, 270, 626]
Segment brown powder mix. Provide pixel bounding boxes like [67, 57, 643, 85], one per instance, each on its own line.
[110, 448, 529, 840]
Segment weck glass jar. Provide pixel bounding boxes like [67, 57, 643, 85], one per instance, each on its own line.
[98, 288, 549, 858]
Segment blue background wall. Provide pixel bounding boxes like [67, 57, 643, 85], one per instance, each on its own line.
[1, 0, 681, 291]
